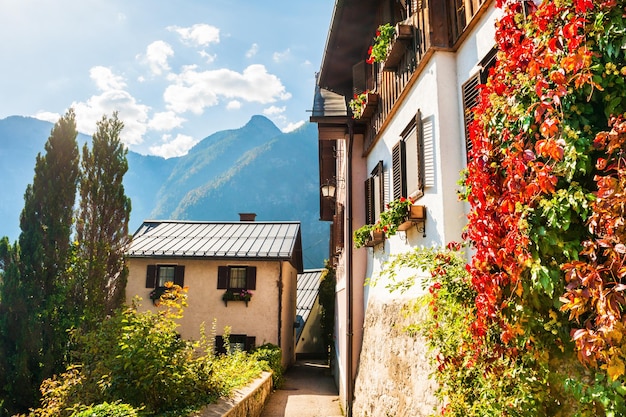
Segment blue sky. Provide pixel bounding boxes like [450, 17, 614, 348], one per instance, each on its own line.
[0, 0, 334, 157]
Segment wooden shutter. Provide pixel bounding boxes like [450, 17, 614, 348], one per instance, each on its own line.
[174, 265, 185, 287]
[365, 177, 375, 225]
[462, 72, 481, 156]
[246, 267, 257, 290]
[245, 336, 256, 352]
[145, 265, 157, 288]
[217, 266, 229, 289]
[352, 60, 373, 94]
[214, 336, 226, 355]
[392, 141, 407, 200]
[415, 109, 425, 194]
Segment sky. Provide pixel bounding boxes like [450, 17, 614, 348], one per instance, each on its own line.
[0, 0, 335, 158]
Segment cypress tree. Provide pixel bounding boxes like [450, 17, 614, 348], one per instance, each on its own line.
[76, 112, 131, 325]
[1, 109, 80, 414]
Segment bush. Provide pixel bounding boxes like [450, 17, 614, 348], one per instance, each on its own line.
[72, 402, 138, 417]
[251, 343, 283, 388]
[27, 286, 266, 417]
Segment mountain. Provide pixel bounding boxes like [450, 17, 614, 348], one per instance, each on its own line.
[0, 115, 328, 268]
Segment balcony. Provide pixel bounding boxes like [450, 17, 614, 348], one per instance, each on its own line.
[356, 0, 489, 151]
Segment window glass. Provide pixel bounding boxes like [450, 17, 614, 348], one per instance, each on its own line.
[404, 124, 420, 195]
[157, 266, 175, 287]
[230, 267, 247, 289]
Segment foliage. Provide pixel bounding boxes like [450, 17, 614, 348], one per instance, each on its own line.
[72, 402, 139, 417]
[348, 91, 371, 119]
[25, 286, 265, 417]
[452, 0, 626, 415]
[353, 197, 414, 248]
[366, 23, 395, 64]
[382, 245, 590, 416]
[251, 343, 284, 388]
[0, 109, 81, 415]
[76, 112, 131, 326]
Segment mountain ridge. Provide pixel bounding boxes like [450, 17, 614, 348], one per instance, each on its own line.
[0, 115, 327, 268]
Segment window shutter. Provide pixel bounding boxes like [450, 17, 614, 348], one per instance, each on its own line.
[365, 177, 375, 225]
[392, 141, 407, 200]
[217, 266, 229, 289]
[214, 336, 226, 355]
[145, 265, 157, 288]
[246, 267, 257, 290]
[462, 72, 481, 156]
[245, 336, 256, 352]
[415, 109, 425, 194]
[173, 265, 185, 287]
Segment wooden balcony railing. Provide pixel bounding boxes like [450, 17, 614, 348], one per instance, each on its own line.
[359, 0, 488, 151]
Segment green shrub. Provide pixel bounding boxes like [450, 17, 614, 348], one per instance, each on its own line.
[252, 343, 283, 388]
[72, 402, 138, 417]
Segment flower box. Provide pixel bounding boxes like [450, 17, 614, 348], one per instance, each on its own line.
[398, 205, 427, 232]
[358, 92, 379, 120]
[364, 230, 385, 247]
[222, 289, 252, 307]
[383, 23, 413, 70]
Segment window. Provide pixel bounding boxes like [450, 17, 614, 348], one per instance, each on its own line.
[217, 266, 257, 290]
[214, 334, 256, 355]
[393, 109, 424, 200]
[364, 161, 385, 225]
[145, 264, 185, 288]
[462, 47, 497, 156]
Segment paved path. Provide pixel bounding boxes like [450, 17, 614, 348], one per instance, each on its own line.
[260, 360, 343, 417]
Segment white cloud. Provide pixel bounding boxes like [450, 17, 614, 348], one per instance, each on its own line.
[33, 111, 62, 124]
[143, 40, 174, 76]
[164, 64, 291, 114]
[273, 48, 291, 63]
[90, 66, 126, 91]
[198, 50, 216, 64]
[263, 105, 285, 116]
[282, 120, 306, 133]
[226, 100, 242, 110]
[149, 133, 198, 158]
[246, 43, 259, 58]
[148, 111, 185, 131]
[71, 67, 150, 146]
[168, 23, 220, 47]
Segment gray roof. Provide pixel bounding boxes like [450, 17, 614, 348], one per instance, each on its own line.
[126, 220, 303, 272]
[296, 269, 323, 324]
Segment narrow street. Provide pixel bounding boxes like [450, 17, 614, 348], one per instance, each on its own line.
[260, 360, 343, 417]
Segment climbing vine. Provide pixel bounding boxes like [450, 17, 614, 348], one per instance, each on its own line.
[377, 0, 626, 415]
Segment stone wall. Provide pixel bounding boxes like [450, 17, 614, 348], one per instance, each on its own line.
[192, 371, 272, 417]
[352, 298, 439, 417]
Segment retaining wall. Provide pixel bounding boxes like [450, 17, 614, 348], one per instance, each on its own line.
[191, 371, 273, 417]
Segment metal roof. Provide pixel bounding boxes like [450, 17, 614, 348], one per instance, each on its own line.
[296, 269, 323, 325]
[126, 220, 303, 271]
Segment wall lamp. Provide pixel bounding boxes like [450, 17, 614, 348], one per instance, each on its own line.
[320, 178, 345, 200]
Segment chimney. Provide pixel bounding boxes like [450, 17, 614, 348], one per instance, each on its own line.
[239, 213, 256, 222]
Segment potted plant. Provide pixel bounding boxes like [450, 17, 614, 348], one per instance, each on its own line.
[366, 23, 396, 64]
[349, 90, 379, 119]
[222, 289, 253, 306]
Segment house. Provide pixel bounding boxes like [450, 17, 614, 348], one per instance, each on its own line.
[295, 269, 325, 358]
[311, 0, 500, 415]
[125, 214, 304, 369]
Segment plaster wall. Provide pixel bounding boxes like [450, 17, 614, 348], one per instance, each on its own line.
[126, 257, 296, 368]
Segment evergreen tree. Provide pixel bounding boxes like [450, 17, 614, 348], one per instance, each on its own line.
[76, 112, 131, 325]
[2, 109, 80, 414]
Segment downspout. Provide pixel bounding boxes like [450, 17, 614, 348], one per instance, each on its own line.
[277, 261, 283, 349]
[346, 118, 355, 417]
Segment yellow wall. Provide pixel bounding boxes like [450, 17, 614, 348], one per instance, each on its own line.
[126, 257, 297, 368]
